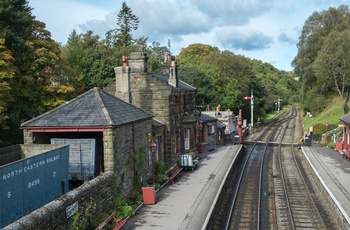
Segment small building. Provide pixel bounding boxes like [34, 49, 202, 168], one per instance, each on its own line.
[338, 114, 350, 159]
[198, 113, 225, 145]
[20, 87, 160, 192]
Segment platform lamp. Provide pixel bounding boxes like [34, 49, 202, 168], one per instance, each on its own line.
[326, 120, 329, 144]
[150, 140, 157, 185]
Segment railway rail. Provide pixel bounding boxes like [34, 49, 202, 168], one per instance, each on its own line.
[213, 106, 343, 229]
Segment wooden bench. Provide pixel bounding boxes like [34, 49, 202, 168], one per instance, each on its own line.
[165, 163, 183, 184]
[95, 211, 126, 230]
[340, 150, 350, 161]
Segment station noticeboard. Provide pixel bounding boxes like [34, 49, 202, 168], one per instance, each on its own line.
[0, 145, 69, 228]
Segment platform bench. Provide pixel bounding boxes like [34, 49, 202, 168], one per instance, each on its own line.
[95, 211, 126, 230]
[165, 163, 183, 184]
[340, 150, 350, 160]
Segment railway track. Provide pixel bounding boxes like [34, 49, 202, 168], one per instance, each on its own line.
[213, 106, 343, 229]
[223, 110, 292, 229]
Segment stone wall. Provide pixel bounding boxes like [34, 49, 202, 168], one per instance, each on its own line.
[20, 144, 67, 158]
[3, 171, 117, 230]
[0, 144, 64, 167]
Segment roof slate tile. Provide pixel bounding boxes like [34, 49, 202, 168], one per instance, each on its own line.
[21, 87, 153, 128]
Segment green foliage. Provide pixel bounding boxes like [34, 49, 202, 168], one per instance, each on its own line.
[302, 96, 346, 132]
[293, 5, 350, 105]
[0, 0, 77, 146]
[0, 39, 14, 130]
[69, 201, 97, 230]
[106, 1, 139, 48]
[313, 29, 350, 97]
[131, 147, 145, 190]
[155, 161, 169, 183]
[177, 44, 298, 122]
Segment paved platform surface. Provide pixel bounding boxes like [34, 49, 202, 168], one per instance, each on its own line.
[302, 146, 350, 226]
[123, 144, 241, 230]
[123, 144, 350, 229]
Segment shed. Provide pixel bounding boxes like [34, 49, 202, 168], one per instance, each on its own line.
[20, 87, 154, 192]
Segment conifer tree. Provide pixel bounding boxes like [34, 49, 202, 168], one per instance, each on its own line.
[106, 2, 140, 48]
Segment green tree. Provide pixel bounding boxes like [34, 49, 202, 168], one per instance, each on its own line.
[0, 38, 15, 144]
[292, 5, 350, 110]
[0, 0, 69, 145]
[313, 30, 350, 98]
[106, 1, 140, 48]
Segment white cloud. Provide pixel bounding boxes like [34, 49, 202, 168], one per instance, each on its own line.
[29, 0, 111, 44]
[28, 0, 350, 71]
[216, 26, 273, 51]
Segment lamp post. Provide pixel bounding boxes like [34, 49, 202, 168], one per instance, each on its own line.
[325, 120, 329, 144]
[150, 140, 157, 185]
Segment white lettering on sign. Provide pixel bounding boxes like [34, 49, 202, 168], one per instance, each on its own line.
[7, 191, 11, 198]
[66, 201, 79, 218]
[2, 155, 60, 181]
[46, 155, 60, 163]
[28, 178, 40, 188]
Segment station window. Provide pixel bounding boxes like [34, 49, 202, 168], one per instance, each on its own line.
[208, 124, 215, 135]
[184, 129, 190, 149]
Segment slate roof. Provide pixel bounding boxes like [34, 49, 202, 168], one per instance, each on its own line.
[152, 118, 165, 128]
[199, 113, 218, 122]
[340, 114, 350, 124]
[21, 87, 153, 128]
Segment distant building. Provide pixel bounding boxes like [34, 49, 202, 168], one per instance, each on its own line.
[338, 114, 350, 159]
[198, 113, 225, 145]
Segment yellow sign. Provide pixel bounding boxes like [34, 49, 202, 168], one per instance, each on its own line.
[147, 133, 152, 147]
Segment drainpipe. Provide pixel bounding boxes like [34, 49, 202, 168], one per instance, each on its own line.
[163, 125, 166, 162]
[179, 91, 183, 155]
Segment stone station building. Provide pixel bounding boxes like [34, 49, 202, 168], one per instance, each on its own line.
[105, 52, 198, 163]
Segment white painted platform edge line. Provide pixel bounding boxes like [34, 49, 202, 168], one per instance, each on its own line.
[201, 145, 242, 230]
[302, 147, 350, 224]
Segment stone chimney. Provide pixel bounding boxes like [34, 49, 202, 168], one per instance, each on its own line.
[128, 52, 148, 74]
[114, 55, 131, 103]
[168, 59, 178, 87]
[162, 55, 171, 75]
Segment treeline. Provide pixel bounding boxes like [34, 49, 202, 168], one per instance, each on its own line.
[293, 4, 350, 115]
[0, 0, 299, 146]
[177, 44, 299, 120]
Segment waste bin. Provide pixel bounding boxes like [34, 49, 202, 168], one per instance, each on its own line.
[142, 185, 156, 204]
[196, 143, 203, 153]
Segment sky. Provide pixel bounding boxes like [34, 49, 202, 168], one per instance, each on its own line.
[28, 0, 349, 72]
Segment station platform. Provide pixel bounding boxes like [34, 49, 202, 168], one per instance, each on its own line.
[123, 144, 242, 230]
[123, 144, 350, 229]
[301, 146, 350, 228]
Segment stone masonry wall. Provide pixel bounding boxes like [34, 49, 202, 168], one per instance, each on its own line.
[112, 119, 153, 191]
[3, 171, 117, 230]
[130, 75, 174, 161]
